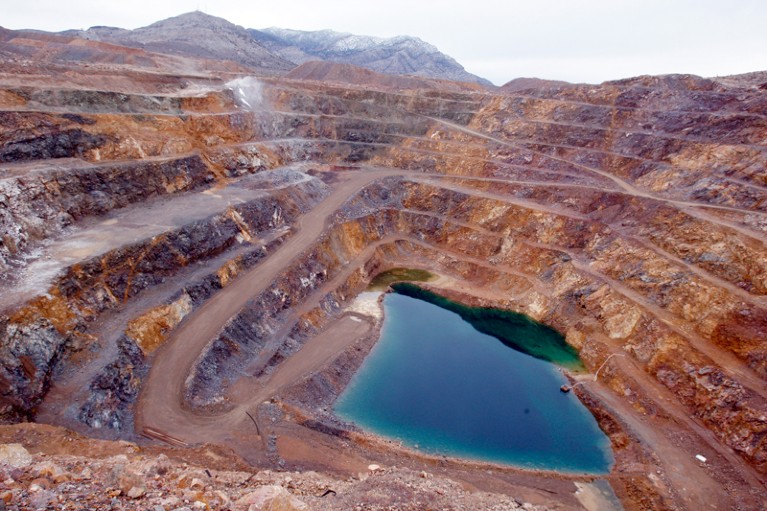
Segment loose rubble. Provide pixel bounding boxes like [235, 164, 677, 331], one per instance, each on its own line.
[0, 441, 551, 511]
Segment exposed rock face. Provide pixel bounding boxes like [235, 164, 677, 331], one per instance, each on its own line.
[0, 154, 212, 272]
[78, 335, 146, 431]
[0, 23, 766, 510]
[0, 313, 69, 422]
[0, 165, 328, 424]
[0, 121, 107, 162]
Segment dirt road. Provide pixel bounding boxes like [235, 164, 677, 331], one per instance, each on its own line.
[135, 168, 397, 444]
[132, 152, 766, 509]
[228, 314, 372, 406]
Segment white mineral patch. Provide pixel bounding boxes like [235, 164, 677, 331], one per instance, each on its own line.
[347, 291, 383, 319]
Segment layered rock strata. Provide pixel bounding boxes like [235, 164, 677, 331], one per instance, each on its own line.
[0, 52, 765, 510]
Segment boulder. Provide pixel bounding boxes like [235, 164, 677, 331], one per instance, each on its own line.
[236, 485, 308, 511]
[0, 444, 32, 468]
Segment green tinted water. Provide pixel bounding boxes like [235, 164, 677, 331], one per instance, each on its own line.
[393, 283, 585, 371]
[367, 268, 436, 291]
[335, 287, 612, 473]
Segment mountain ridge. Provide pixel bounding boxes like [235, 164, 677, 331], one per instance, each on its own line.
[63, 11, 295, 74]
[2, 10, 767, 511]
[251, 26, 491, 86]
[57, 11, 490, 85]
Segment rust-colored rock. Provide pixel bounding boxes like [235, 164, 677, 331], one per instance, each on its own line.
[0, 16, 765, 511]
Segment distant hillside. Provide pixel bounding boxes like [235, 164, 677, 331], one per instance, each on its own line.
[54, 11, 491, 85]
[0, 24, 252, 81]
[286, 61, 486, 92]
[714, 70, 767, 89]
[66, 11, 294, 75]
[251, 27, 491, 86]
[500, 77, 574, 93]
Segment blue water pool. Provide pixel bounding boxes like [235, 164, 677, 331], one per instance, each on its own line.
[334, 287, 613, 473]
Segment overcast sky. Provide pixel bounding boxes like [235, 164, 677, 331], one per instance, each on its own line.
[2, 0, 765, 85]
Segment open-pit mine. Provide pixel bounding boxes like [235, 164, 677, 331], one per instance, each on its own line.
[0, 15, 766, 511]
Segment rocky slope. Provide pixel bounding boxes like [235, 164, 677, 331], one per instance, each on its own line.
[0, 423, 552, 511]
[67, 11, 295, 75]
[0, 29, 765, 510]
[55, 11, 491, 85]
[286, 61, 485, 92]
[251, 27, 491, 86]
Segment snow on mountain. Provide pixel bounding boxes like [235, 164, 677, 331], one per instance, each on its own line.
[59, 12, 490, 86]
[251, 27, 491, 86]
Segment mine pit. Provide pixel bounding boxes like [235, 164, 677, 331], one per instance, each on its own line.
[1, 16, 766, 509]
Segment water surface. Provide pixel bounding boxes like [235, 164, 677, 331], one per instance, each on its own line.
[335, 288, 613, 473]
[393, 283, 584, 371]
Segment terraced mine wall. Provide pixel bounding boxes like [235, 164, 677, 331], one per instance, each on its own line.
[0, 69, 766, 509]
[178, 173, 767, 471]
[0, 168, 328, 424]
[0, 155, 213, 270]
